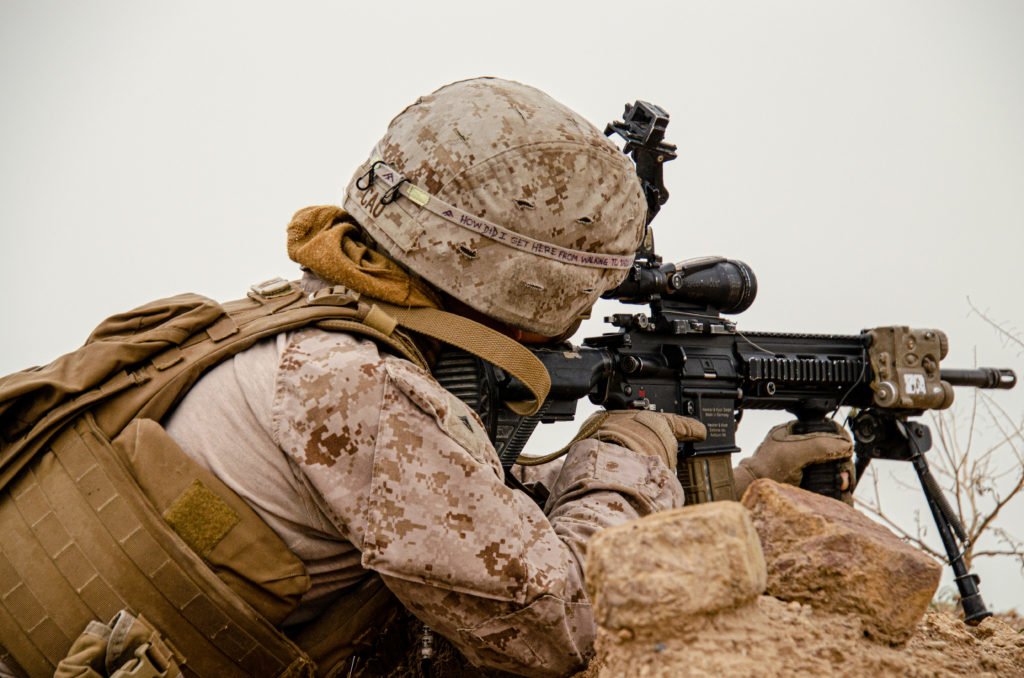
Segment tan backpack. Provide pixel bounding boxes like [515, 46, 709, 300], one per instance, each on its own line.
[0, 279, 430, 677]
[0, 278, 549, 677]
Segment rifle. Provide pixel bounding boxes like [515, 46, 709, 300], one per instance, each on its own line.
[432, 101, 1017, 623]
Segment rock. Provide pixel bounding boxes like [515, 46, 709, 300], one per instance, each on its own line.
[586, 502, 766, 635]
[741, 479, 941, 643]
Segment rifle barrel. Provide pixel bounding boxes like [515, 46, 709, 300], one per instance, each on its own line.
[942, 367, 1017, 389]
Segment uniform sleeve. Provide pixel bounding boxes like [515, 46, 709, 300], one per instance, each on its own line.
[273, 329, 684, 676]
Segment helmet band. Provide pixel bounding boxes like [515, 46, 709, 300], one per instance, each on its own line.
[362, 159, 635, 271]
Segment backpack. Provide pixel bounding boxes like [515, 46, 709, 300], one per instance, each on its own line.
[0, 278, 549, 677]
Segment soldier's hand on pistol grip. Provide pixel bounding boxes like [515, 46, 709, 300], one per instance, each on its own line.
[581, 410, 707, 472]
[734, 420, 856, 504]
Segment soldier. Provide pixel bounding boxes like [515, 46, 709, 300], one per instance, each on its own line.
[0, 78, 852, 677]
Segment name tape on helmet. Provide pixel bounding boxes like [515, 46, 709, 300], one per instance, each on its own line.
[371, 161, 635, 270]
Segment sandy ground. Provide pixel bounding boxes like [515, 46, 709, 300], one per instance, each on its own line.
[577, 598, 1024, 678]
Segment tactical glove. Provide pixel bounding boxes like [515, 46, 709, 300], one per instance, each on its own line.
[734, 420, 855, 504]
[580, 410, 707, 471]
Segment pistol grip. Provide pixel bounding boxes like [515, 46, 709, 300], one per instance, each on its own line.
[799, 460, 845, 500]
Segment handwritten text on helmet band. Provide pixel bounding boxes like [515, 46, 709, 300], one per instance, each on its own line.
[372, 161, 635, 270]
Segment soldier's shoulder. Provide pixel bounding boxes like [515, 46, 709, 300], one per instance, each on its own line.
[381, 357, 493, 464]
[277, 327, 392, 381]
[273, 328, 395, 466]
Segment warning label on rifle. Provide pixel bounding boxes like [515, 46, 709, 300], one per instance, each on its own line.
[700, 403, 735, 442]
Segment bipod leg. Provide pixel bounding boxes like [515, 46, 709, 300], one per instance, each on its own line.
[901, 421, 992, 624]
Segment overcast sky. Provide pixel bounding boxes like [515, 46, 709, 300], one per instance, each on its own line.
[2, 1, 1022, 611]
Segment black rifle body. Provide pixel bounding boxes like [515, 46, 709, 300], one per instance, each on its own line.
[437, 311, 1013, 623]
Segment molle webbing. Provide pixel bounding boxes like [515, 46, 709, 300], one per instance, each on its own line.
[0, 280, 424, 677]
[119, 418, 311, 626]
[0, 416, 313, 677]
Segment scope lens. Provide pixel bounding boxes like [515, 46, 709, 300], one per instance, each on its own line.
[671, 260, 758, 313]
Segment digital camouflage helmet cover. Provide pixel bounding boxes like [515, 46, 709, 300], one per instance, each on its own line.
[343, 77, 647, 337]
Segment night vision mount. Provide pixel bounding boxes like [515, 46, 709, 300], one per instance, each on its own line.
[605, 101, 678, 260]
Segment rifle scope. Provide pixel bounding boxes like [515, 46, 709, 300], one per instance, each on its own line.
[607, 256, 758, 314]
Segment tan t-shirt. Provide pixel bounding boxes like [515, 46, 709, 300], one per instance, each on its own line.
[164, 327, 683, 676]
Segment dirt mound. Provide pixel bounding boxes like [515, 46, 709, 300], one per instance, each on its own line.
[910, 608, 1024, 676]
[576, 598, 1024, 678]
[577, 487, 1023, 677]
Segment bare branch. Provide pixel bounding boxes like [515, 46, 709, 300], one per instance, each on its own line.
[967, 297, 1024, 354]
[971, 550, 1024, 558]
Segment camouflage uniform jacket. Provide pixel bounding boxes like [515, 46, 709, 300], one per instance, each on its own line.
[164, 325, 684, 676]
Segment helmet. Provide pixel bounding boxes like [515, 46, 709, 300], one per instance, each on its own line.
[343, 77, 646, 337]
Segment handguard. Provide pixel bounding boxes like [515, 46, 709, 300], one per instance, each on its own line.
[801, 326, 954, 500]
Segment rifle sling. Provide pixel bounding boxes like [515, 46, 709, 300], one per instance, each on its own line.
[378, 304, 551, 417]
